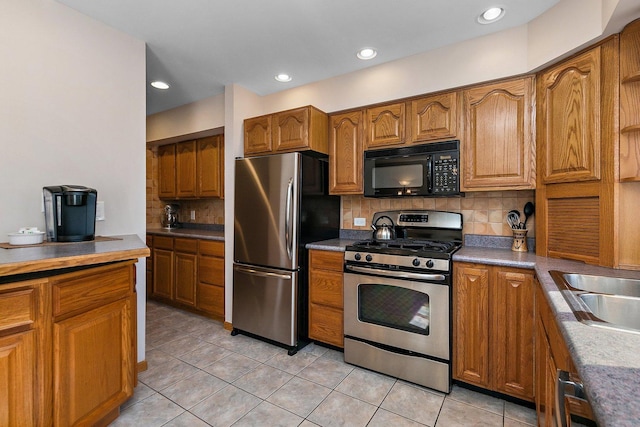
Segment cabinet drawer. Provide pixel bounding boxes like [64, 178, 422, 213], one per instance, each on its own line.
[309, 303, 343, 348]
[175, 237, 198, 254]
[309, 269, 343, 308]
[0, 288, 36, 332]
[153, 236, 174, 250]
[199, 240, 224, 257]
[52, 263, 133, 318]
[309, 250, 344, 272]
[199, 255, 224, 286]
[197, 283, 224, 318]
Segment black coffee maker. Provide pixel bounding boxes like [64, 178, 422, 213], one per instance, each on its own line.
[43, 185, 97, 242]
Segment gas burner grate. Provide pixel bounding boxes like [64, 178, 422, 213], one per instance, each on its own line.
[350, 239, 460, 254]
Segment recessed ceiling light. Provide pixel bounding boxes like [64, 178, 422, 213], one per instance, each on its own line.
[357, 48, 377, 60]
[478, 7, 505, 24]
[275, 73, 292, 82]
[150, 81, 170, 90]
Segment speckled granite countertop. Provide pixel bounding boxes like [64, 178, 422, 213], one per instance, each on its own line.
[306, 238, 358, 252]
[147, 227, 224, 241]
[306, 239, 640, 426]
[0, 234, 149, 277]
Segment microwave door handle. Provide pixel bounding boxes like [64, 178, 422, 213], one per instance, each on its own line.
[427, 156, 433, 193]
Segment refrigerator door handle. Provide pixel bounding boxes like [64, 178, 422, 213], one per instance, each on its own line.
[285, 177, 293, 260]
[234, 265, 292, 280]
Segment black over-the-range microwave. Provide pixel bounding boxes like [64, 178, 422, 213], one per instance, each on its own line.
[363, 140, 462, 198]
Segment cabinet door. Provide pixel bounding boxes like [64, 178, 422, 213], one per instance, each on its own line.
[365, 102, 406, 148]
[409, 92, 458, 143]
[176, 140, 197, 198]
[197, 135, 223, 198]
[329, 111, 364, 195]
[175, 251, 197, 307]
[158, 144, 176, 199]
[453, 263, 490, 387]
[538, 47, 601, 183]
[152, 248, 174, 299]
[0, 331, 36, 426]
[273, 107, 310, 152]
[462, 77, 535, 190]
[244, 115, 272, 156]
[536, 315, 553, 427]
[54, 298, 134, 426]
[491, 268, 535, 400]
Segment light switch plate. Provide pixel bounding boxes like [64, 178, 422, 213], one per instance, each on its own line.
[354, 217, 366, 226]
[190, 210, 196, 220]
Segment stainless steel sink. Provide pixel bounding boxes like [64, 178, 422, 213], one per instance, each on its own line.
[578, 293, 640, 332]
[550, 270, 640, 334]
[562, 273, 640, 297]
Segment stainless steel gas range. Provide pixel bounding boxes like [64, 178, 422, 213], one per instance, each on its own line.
[343, 210, 462, 393]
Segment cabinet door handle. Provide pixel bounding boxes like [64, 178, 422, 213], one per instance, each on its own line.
[556, 369, 587, 427]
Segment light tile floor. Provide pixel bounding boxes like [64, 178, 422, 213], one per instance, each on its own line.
[110, 301, 538, 427]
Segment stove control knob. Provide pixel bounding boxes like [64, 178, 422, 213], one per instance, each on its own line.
[412, 258, 421, 267]
[426, 260, 435, 268]
[365, 254, 373, 262]
[354, 253, 361, 261]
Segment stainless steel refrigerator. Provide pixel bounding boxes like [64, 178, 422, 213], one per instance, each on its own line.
[232, 152, 340, 354]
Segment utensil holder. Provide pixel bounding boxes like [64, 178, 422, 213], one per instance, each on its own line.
[511, 229, 528, 252]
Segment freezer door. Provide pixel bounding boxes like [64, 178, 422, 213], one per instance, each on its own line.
[232, 263, 298, 346]
[234, 153, 300, 270]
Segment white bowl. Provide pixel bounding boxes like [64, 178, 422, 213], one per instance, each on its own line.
[8, 231, 45, 245]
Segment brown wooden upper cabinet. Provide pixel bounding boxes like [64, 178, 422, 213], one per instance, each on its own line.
[176, 140, 197, 198]
[620, 18, 640, 181]
[158, 135, 224, 200]
[538, 47, 602, 184]
[461, 76, 536, 191]
[197, 135, 224, 198]
[158, 144, 176, 198]
[244, 115, 272, 156]
[329, 111, 364, 195]
[409, 92, 459, 143]
[365, 102, 406, 149]
[243, 106, 329, 156]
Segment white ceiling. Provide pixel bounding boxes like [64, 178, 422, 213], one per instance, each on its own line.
[56, 0, 560, 115]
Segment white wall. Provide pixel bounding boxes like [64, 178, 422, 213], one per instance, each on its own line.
[147, 93, 225, 141]
[1, 0, 147, 361]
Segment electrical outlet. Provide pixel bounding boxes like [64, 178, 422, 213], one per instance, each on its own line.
[190, 210, 196, 220]
[354, 217, 366, 226]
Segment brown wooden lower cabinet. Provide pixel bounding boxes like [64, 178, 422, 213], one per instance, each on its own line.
[535, 279, 594, 426]
[0, 260, 137, 426]
[453, 262, 535, 402]
[308, 249, 344, 348]
[148, 234, 225, 320]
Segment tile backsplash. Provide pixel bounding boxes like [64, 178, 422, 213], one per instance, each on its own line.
[341, 191, 535, 237]
[146, 146, 225, 228]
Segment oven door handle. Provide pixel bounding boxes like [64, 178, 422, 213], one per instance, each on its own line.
[345, 265, 446, 282]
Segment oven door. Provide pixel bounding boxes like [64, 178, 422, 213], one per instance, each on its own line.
[344, 271, 450, 360]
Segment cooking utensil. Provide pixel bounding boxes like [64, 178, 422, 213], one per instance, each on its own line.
[523, 202, 535, 229]
[371, 215, 396, 241]
[506, 211, 521, 230]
